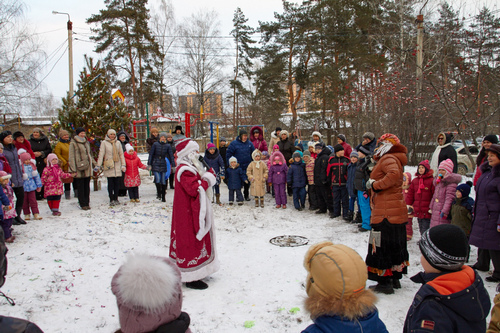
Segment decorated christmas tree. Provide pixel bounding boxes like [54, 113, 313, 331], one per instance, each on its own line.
[55, 55, 131, 160]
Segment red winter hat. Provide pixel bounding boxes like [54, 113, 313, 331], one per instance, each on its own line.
[378, 133, 400, 145]
[207, 142, 216, 150]
[418, 160, 431, 173]
[438, 159, 454, 175]
[175, 138, 199, 159]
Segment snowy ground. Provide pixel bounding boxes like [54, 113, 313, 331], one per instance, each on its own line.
[0, 163, 497, 332]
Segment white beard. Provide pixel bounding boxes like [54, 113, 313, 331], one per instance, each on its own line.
[189, 152, 206, 176]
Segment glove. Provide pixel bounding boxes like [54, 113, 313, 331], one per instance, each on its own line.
[440, 212, 448, 219]
[121, 166, 126, 172]
[202, 171, 216, 187]
[93, 166, 100, 173]
[365, 178, 375, 190]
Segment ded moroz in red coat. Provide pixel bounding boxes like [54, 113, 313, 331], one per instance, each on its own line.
[169, 139, 219, 282]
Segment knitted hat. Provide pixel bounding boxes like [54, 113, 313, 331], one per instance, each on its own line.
[107, 129, 116, 137]
[166, 133, 173, 139]
[0, 171, 11, 180]
[0, 131, 12, 144]
[403, 172, 412, 183]
[314, 142, 325, 149]
[273, 144, 279, 150]
[207, 143, 216, 150]
[337, 134, 346, 142]
[159, 132, 168, 140]
[312, 131, 322, 139]
[292, 151, 303, 159]
[378, 133, 400, 145]
[438, 159, 454, 175]
[220, 137, 226, 143]
[252, 150, 262, 160]
[350, 151, 359, 159]
[308, 141, 316, 149]
[13, 131, 25, 140]
[175, 138, 199, 159]
[151, 127, 159, 134]
[303, 150, 311, 157]
[362, 132, 375, 141]
[239, 129, 248, 138]
[46, 153, 58, 166]
[483, 134, 499, 144]
[75, 127, 85, 135]
[32, 127, 42, 134]
[418, 160, 431, 173]
[280, 130, 289, 138]
[304, 242, 367, 299]
[456, 183, 471, 198]
[125, 144, 134, 152]
[419, 224, 468, 272]
[334, 144, 344, 152]
[358, 146, 370, 156]
[229, 156, 237, 164]
[59, 129, 69, 137]
[20, 152, 31, 163]
[485, 144, 500, 159]
[111, 255, 185, 333]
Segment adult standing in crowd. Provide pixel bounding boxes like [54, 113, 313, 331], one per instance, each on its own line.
[249, 126, 268, 153]
[268, 127, 281, 154]
[166, 133, 176, 190]
[336, 134, 352, 158]
[13, 131, 35, 159]
[148, 132, 174, 202]
[277, 130, 294, 164]
[117, 130, 130, 197]
[96, 129, 126, 206]
[0, 131, 26, 225]
[219, 137, 228, 169]
[469, 143, 500, 283]
[430, 132, 458, 176]
[474, 134, 499, 186]
[365, 133, 409, 294]
[314, 142, 334, 216]
[356, 132, 377, 154]
[68, 127, 94, 210]
[146, 127, 159, 153]
[29, 128, 52, 200]
[172, 125, 186, 144]
[226, 130, 255, 201]
[53, 129, 73, 199]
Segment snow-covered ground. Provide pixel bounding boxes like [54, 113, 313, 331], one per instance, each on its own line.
[0, 164, 496, 332]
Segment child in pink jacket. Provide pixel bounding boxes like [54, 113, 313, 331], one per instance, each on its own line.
[429, 159, 462, 228]
[41, 153, 74, 216]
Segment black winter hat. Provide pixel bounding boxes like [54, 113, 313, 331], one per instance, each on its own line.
[337, 134, 346, 143]
[456, 182, 471, 198]
[334, 144, 344, 152]
[0, 131, 12, 143]
[220, 137, 226, 142]
[275, 127, 282, 133]
[358, 146, 371, 156]
[75, 127, 85, 135]
[483, 134, 499, 144]
[174, 125, 184, 134]
[419, 224, 468, 272]
[239, 129, 248, 137]
[13, 131, 25, 140]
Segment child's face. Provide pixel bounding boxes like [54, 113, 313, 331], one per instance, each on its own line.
[303, 156, 310, 163]
[350, 156, 358, 164]
[418, 165, 426, 175]
[255, 154, 261, 161]
[403, 176, 409, 186]
[128, 149, 134, 154]
[160, 136, 166, 142]
[456, 190, 462, 199]
[208, 148, 216, 154]
[0, 147, 3, 154]
[51, 158, 59, 166]
[309, 146, 314, 152]
[294, 156, 301, 162]
[230, 161, 237, 168]
[336, 150, 344, 157]
[438, 169, 447, 176]
[23, 159, 31, 165]
[0, 178, 9, 186]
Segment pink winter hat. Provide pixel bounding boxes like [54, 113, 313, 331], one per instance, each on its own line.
[0, 171, 11, 180]
[20, 152, 31, 163]
[111, 255, 189, 333]
[438, 159, 454, 175]
[46, 153, 58, 166]
[207, 143, 216, 150]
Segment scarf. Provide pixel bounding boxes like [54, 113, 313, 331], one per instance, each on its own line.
[107, 137, 120, 162]
[254, 160, 261, 169]
[430, 142, 451, 176]
[59, 137, 71, 144]
[417, 175, 425, 194]
[374, 142, 393, 158]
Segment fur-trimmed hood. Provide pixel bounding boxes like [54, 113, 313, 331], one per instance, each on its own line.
[251, 149, 262, 161]
[439, 172, 462, 186]
[479, 160, 500, 177]
[271, 131, 279, 139]
[249, 126, 264, 142]
[437, 132, 453, 145]
[270, 151, 286, 164]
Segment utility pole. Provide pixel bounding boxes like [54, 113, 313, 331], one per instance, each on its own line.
[416, 14, 424, 97]
[52, 11, 73, 100]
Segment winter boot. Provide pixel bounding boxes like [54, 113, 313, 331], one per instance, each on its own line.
[24, 214, 31, 221]
[155, 183, 161, 200]
[369, 279, 394, 295]
[74, 189, 78, 198]
[353, 212, 362, 224]
[343, 211, 353, 222]
[255, 197, 259, 207]
[64, 190, 71, 200]
[161, 184, 166, 202]
[33, 214, 43, 220]
[260, 197, 264, 208]
[185, 280, 208, 290]
[215, 194, 221, 205]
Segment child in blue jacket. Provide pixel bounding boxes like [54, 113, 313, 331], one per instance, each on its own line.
[20, 152, 42, 220]
[204, 143, 225, 205]
[225, 156, 247, 205]
[287, 151, 307, 211]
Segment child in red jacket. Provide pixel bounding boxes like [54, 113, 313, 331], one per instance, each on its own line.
[406, 160, 435, 235]
[124, 144, 147, 202]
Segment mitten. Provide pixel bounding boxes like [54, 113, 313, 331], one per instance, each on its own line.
[121, 166, 126, 172]
[202, 172, 216, 187]
[365, 178, 375, 190]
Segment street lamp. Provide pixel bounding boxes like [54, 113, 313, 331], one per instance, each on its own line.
[52, 11, 73, 100]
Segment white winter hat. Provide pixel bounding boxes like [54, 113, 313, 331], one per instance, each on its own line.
[312, 131, 322, 139]
[229, 156, 237, 164]
[125, 144, 134, 152]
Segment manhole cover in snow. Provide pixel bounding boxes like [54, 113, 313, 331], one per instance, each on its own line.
[269, 235, 309, 247]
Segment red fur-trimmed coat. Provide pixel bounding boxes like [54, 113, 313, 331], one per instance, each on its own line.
[406, 170, 435, 219]
[41, 164, 72, 197]
[123, 151, 147, 187]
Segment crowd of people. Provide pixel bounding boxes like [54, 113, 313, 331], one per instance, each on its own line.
[0, 124, 499, 332]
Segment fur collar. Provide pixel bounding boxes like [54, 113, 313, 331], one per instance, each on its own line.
[441, 172, 462, 185]
[271, 131, 278, 139]
[305, 289, 377, 321]
[479, 161, 500, 177]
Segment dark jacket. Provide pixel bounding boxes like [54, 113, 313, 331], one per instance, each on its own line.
[354, 157, 374, 192]
[219, 146, 228, 169]
[3, 144, 23, 188]
[0, 316, 44, 333]
[287, 161, 307, 188]
[225, 165, 247, 190]
[469, 162, 500, 251]
[148, 141, 174, 173]
[437, 133, 458, 173]
[347, 162, 357, 197]
[29, 133, 52, 173]
[327, 155, 349, 186]
[277, 137, 295, 166]
[302, 310, 388, 333]
[403, 267, 490, 333]
[0, 186, 10, 218]
[313, 146, 331, 186]
[146, 135, 158, 153]
[203, 148, 225, 176]
[450, 196, 474, 236]
[226, 136, 255, 172]
[117, 130, 130, 152]
[405, 170, 435, 219]
[355, 139, 377, 155]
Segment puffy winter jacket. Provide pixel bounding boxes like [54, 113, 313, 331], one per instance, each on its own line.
[226, 136, 255, 172]
[354, 157, 374, 192]
[249, 125, 268, 153]
[287, 161, 307, 188]
[313, 147, 330, 186]
[53, 138, 70, 172]
[327, 155, 349, 186]
[269, 151, 288, 185]
[0, 186, 10, 219]
[148, 141, 174, 173]
[124, 151, 147, 187]
[302, 310, 388, 333]
[403, 267, 490, 333]
[405, 170, 435, 219]
[21, 163, 42, 192]
[450, 196, 474, 236]
[3, 144, 23, 188]
[96, 137, 126, 178]
[0, 316, 44, 333]
[203, 148, 225, 176]
[429, 173, 461, 228]
[225, 165, 247, 190]
[41, 165, 72, 197]
[346, 162, 357, 197]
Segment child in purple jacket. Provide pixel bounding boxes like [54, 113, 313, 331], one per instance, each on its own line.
[268, 151, 288, 209]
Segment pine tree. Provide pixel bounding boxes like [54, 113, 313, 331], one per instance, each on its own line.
[56, 56, 131, 160]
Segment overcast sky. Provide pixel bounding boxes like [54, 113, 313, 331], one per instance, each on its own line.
[23, 0, 499, 103]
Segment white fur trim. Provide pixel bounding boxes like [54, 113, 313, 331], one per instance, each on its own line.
[280, 130, 289, 138]
[17, 148, 27, 156]
[115, 255, 179, 313]
[32, 170, 38, 177]
[177, 140, 199, 160]
[22, 173, 28, 180]
[180, 228, 220, 282]
[196, 184, 213, 241]
[202, 172, 216, 187]
[31, 159, 36, 165]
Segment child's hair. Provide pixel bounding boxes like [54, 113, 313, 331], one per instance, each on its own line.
[303, 242, 376, 320]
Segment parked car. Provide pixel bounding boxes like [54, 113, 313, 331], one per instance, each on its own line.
[454, 144, 479, 175]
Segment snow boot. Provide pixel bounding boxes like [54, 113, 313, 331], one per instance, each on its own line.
[33, 214, 43, 220]
[255, 197, 259, 207]
[260, 197, 264, 208]
[369, 280, 394, 295]
[155, 183, 161, 200]
[185, 280, 208, 290]
[161, 184, 166, 202]
[215, 194, 221, 205]
[353, 212, 362, 224]
[64, 190, 71, 200]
